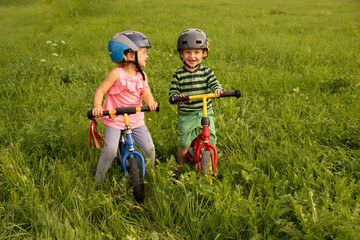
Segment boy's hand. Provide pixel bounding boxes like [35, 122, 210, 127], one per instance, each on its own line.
[178, 94, 191, 105]
[214, 90, 225, 96]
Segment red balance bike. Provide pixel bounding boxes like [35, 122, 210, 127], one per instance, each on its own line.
[169, 90, 241, 183]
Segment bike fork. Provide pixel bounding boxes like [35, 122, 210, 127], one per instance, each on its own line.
[119, 127, 146, 182]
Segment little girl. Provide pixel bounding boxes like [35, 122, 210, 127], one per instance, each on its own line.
[92, 31, 158, 183]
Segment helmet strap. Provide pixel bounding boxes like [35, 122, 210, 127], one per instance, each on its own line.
[124, 52, 145, 81]
[134, 52, 146, 81]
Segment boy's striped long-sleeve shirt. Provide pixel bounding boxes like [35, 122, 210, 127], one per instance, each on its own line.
[169, 65, 223, 114]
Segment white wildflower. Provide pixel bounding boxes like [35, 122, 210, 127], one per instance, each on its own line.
[52, 53, 58, 57]
[61, 40, 66, 44]
[40, 59, 46, 62]
[51, 43, 57, 46]
[46, 41, 52, 44]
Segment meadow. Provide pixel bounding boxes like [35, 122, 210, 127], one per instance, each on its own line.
[1, 0, 360, 239]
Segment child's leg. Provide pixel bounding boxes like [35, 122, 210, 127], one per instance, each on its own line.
[132, 124, 155, 168]
[95, 126, 121, 183]
[177, 113, 198, 165]
[177, 145, 191, 165]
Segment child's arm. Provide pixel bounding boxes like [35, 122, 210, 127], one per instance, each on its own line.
[142, 72, 158, 111]
[92, 69, 119, 117]
[169, 72, 190, 104]
[144, 71, 149, 85]
[207, 68, 223, 96]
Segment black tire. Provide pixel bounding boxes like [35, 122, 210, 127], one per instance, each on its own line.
[127, 156, 144, 203]
[200, 151, 212, 176]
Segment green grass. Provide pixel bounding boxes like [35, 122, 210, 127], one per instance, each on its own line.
[1, 0, 360, 239]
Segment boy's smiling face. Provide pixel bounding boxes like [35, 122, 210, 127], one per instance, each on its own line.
[180, 49, 207, 71]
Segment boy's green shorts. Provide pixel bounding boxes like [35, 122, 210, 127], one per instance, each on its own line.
[177, 110, 217, 149]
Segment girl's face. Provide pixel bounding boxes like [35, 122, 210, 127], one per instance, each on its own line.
[137, 47, 149, 68]
[180, 49, 206, 70]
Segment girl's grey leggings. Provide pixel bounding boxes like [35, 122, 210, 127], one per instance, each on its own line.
[95, 124, 155, 182]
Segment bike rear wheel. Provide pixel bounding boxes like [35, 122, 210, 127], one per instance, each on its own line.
[128, 156, 144, 203]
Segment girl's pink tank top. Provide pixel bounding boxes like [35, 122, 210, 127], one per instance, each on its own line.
[101, 67, 149, 130]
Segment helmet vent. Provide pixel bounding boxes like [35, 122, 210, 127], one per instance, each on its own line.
[182, 41, 188, 45]
[196, 41, 202, 44]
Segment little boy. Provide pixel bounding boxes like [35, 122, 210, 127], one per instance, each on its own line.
[169, 29, 223, 164]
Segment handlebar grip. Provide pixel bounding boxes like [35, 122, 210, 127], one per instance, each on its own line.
[156, 103, 160, 112]
[87, 110, 111, 119]
[140, 106, 150, 112]
[87, 104, 160, 119]
[115, 107, 137, 115]
[140, 103, 160, 112]
[87, 110, 94, 119]
[220, 89, 242, 98]
[169, 95, 190, 105]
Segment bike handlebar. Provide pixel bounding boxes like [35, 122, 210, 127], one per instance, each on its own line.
[169, 89, 242, 105]
[87, 104, 160, 120]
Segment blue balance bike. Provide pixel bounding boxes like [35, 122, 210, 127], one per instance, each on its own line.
[88, 105, 159, 203]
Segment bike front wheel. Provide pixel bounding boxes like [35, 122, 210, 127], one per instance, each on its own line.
[201, 150, 214, 184]
[200, 150, 213, 176]
[127, 156, 144, 203]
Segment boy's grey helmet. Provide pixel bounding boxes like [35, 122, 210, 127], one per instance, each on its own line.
[108, 31, 151, 63]
[177, 29, 208, 52]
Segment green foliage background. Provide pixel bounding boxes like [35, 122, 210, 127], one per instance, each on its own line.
[1, 0, 360, 239]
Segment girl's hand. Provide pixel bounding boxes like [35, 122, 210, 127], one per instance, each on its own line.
[148, 101, 158, 111]
[92, 105, 104, 118]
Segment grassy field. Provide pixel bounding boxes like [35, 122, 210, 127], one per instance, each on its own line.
[1, 0, 360, 239]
